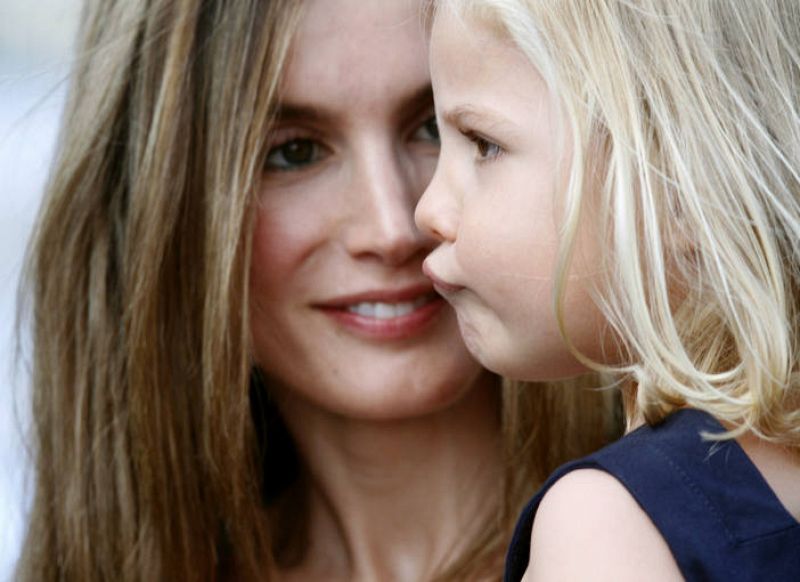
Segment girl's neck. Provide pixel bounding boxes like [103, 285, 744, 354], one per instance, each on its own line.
[275, 373, 502, 581]
[736, 431, 800, 522]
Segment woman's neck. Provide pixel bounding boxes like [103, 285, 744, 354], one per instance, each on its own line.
[275, 373, 502, 581]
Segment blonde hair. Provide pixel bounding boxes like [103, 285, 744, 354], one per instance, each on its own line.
[442, 0, 800, 448]
[18, 0, 615, 579]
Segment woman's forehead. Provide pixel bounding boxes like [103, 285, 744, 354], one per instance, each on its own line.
[280, 0, 430, 117]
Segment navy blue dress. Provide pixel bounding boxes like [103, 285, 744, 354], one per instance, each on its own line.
[504, 409, 800, 581]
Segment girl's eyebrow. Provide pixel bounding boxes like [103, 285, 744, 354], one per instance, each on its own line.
[441, 104, 517, 135]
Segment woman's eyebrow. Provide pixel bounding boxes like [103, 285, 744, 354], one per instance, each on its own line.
[273, 102, 328, 124]
[395, 83, 434, 119]
[274, 84, 434, 126]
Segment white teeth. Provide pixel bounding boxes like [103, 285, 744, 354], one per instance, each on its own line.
[349, 302, 376, 317]
[347, 295, 434, 319]
[374, 303, 397, 318]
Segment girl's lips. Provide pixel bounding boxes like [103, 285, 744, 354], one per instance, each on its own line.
[422, 261, 464, 295]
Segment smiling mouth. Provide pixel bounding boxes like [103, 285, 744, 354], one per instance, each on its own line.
[345, 293, 438, 319]
[317, 291, 445, 340]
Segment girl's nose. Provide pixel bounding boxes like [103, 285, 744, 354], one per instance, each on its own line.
[415, 165, 459, 244]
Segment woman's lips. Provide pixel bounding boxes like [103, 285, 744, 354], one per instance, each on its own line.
[315, 286, 447, 340]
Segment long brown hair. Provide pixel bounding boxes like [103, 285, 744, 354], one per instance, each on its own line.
[18, 0, 616, 579]
[19, 0, 300, 579]
[435, 376, 617, 581]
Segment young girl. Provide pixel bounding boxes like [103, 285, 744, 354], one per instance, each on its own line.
[417, 1, 800, 580]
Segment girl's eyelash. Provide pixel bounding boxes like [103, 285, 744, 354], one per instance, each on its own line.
[459, 129, 504, 161]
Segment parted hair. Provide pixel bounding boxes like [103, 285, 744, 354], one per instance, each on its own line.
[18, 0, 615, 580]
[442, 0, 800, 448]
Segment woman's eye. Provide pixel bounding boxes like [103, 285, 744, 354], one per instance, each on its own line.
[264, 138, 326, 171]
[411, 115, 440, 143]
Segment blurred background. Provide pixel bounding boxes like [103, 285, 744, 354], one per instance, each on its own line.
[0, 1, 81, 579]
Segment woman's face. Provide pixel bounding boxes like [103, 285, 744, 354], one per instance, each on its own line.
[250, 0, 486, 419]
[415, 10, 605, 381]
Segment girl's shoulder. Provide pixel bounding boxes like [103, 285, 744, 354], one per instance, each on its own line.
[505, 409, 800, 582]
[526, 466, 682, 581]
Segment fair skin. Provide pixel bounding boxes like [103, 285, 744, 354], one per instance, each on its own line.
[415, 10, 606, 382]
[250, 1, 500, 580]
[418, 8, 800, 581]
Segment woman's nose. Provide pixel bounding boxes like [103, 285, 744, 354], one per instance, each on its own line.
[414, 164, 458, 244]
[343, 143, 431, 266]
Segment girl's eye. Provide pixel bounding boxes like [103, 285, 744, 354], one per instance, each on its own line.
[411, 115, 440, 144]
[459, 128, 503, 161]
[264, 138, 326, 171]
[471, 134, 502, 160]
